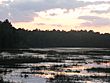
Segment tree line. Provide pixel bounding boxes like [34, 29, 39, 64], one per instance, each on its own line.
[0, 19, 110, 49]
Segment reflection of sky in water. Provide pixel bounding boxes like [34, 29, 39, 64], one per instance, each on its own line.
[1, 48, 110, 83]
[29, 48, 105, 53]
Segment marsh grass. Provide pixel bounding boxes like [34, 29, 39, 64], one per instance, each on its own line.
[86, 68, 110, 73]
[0, 48, 110, 83]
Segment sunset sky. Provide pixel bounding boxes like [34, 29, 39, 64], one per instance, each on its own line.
[0, 0, 110, 33]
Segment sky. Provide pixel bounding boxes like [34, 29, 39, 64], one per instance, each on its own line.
[0, 0, 110, 33]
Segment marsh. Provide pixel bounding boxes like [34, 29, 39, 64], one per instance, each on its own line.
[0, 48, 110, 83]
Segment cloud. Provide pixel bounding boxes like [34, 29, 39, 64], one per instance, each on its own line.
[91, 10, 109, 14]
[36, 23, 46, 25]
[0, 5, 10, 21]
[9, 0, 89, 12]
[1, 0, 89, 22]
[10, 0, 110, 12]
[51, 24, 63, 27]
[0, 0, 39, 22]
[90, 3, 110, 14]
[79, 16, 110, 27]
[91, 7, 110, 14]
[78, 0, 110, 2]
[79, 16, 101, 21]
[49, 13, 57, 16]
[0, 0, 110, 22]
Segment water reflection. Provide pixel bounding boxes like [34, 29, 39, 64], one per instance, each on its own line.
[0, 48, 110, 83]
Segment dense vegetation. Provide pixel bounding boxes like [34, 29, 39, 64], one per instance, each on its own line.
[0, 19, 110, 49]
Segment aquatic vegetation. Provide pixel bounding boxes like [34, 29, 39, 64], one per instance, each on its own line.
[86, 67, 110, 73]
[0, 48, 110, 83]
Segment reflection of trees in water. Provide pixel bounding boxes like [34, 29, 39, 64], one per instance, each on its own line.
[47, 75, 110, 83]
[47, 75, 83, 83]
[0, 69, 12, 83]
[0, 77, 11, 83]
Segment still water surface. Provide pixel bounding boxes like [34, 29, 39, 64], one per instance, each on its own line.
[0, 48, 110, 83]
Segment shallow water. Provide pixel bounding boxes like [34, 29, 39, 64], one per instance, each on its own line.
[0, 48, 110, 83]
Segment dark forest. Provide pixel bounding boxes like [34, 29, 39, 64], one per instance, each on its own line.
[0, 19, 110, 49]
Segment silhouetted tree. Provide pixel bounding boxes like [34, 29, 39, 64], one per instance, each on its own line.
[0, 19, 18, 49]
[0, 19, 110, 49]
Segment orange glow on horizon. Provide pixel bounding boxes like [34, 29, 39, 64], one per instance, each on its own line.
[12, 21, 110, 33]
[11, 6, 110, 33]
